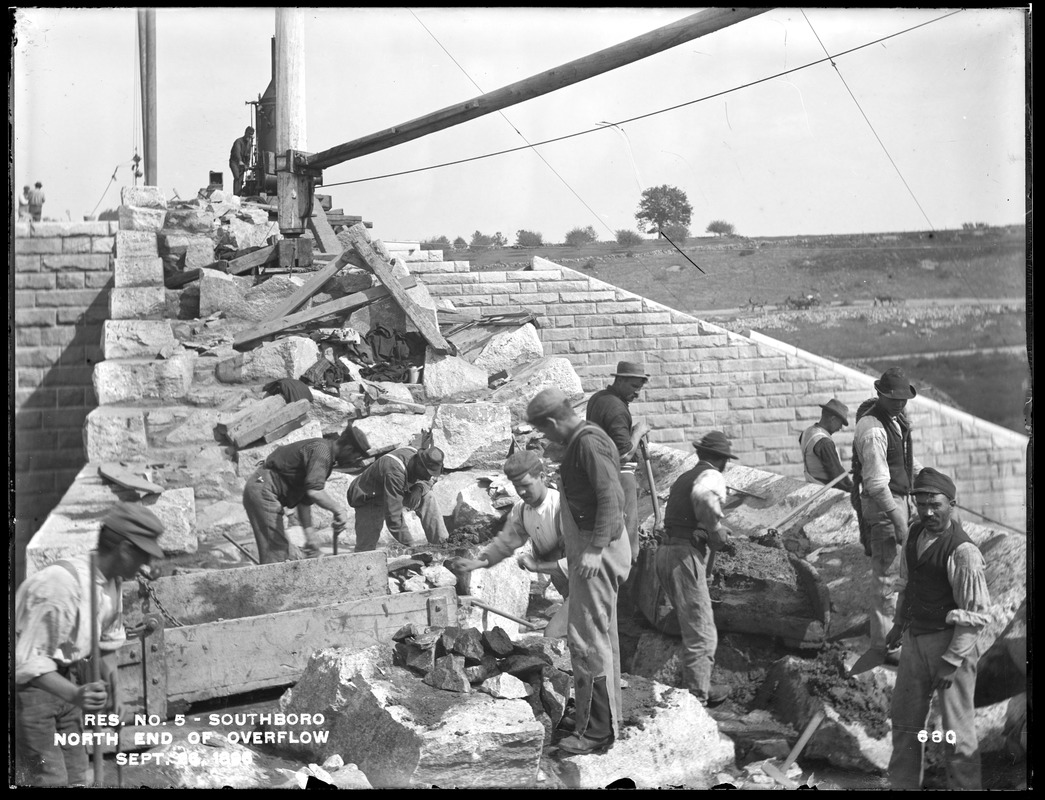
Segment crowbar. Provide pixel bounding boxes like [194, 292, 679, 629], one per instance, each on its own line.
[461, 596, 542, 630]
[761, 708, 826, 787]
[89, 550, 105, 787]
[221, 532, 260, 564]
[765, 470, 850, 537]
[638, 436, 662, 529]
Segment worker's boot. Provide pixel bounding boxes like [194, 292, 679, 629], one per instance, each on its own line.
[700, 684, 731, 707]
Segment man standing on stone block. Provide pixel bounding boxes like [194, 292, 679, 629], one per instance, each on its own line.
[452, 450, 569, 599]
[798, 397, 853, 492]
[347, 445, 449, 552]
[28, 181, 46, 221]
[527, 387, 630, 756]
[586, 360, 651, 564]
[15, 503, 165, 786]
[655, 431, 735, 707]
[852, 367, 924, 660]
[887, 468, 990, 790]
[243, 427, 354, 563]
[229, 126, 254, 196]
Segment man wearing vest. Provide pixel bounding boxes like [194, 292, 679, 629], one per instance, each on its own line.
[655, 431, 735, 707]
[886, 468, 990, 790]
[798, 398, 853, 492]
[348, 445, 449, 552]
[586, 360, 651, 564]
[853, 367, 924, 658]
[242, 428, 355, 564]
[527, 387, 631, 755]
[14, 504, 166, 786]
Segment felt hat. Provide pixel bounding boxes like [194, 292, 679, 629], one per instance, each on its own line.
[102, 503, 165, 558]
[911, 467, 956, 500]
[693, 431, 738, 460]
[417, 447, 444, 477]
[526, 387, 570, 423]
[504, 450, 543, 481]
[611, 361, 650, 380]
[875, 367, 918, 400]
[245, 126, 255, 136]
[819, 398, 850, 426]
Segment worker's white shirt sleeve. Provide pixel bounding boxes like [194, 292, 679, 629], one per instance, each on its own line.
[854, 415, 899, 514]
[481, 502, 531, 567]
[689, 467, 727, 531]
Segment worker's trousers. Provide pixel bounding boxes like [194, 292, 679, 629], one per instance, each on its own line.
[654, 540, 718, 701]
[889, 629, 981, 790]
[861, 493, 910, 650]
[16, 682, 90, 786]
[243, 468, 300, 564]
[354, 482, 448, 552]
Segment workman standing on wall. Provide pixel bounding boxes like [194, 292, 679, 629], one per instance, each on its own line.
[586, 360, 651, 563]
[229, 126, 254, 196]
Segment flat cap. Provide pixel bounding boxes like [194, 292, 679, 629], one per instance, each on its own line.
[504, 450, 543, 481]
[912, 467, 956, 500]
[102, 503, 165, 558]
[526, 386, 570, 423]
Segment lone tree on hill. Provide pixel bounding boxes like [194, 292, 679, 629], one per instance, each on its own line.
[635, 185, 692, 236]
[453, 236, 468, 250]
[516, 229, 544, 247]
[564, 225, 598, 247]
[706, 219, 736, 237]
[615, 229, 643, 247]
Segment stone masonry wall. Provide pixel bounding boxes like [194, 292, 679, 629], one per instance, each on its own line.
[12, 220, 117, 579]
[413, 256, 1028, 530]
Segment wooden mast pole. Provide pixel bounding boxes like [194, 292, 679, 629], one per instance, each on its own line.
[137, 9, 157, 185]
[275, 8, 310, 236]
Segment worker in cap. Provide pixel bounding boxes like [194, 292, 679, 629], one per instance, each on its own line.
[655, 432, 737, 707]
[347, 444, 448, 552]
[526, 386, 630, 755]
[586, 360, 652, 564]
[229, 125, 255, 196]
[887, 468, 990, 790]
[243, 428, 357, 563]
[851, 366, 925, 656]
[14, 503, 166, 786]
[798, 398, 853, 493]
[453, 450, 569, 609]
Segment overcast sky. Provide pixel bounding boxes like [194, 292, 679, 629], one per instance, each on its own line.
[12, 7, 1028, 242]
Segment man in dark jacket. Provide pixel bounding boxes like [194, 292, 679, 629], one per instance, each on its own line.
[586, 360, 650, 562]
[347, 445, 448, 552]
[242, 428, 353, 563]
[527, 387, 630, 755]
[229, 126, 254, 196]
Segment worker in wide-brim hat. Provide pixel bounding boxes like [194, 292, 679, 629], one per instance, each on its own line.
[655, 431, 737, 708]
[798, 397, 853, 493]
[851, 366, 925, 657]
[15, 503, 166, 786]
[585, 360, 652, 564]
[886, 467, 991, 790]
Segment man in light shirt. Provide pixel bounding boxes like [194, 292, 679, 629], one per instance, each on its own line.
[654, 431, 736, 707]
[852, 367, 924, 659]
[886, 468, 990, 790]
[453, 450, 568, 599]
[14, 503, 166, 786]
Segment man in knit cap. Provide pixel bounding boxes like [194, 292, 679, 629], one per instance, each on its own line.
[453, 450, 568, 599]
[15, 503, 166, 786]
[527, 386, 630, 755]
[887, 468, 990, 790]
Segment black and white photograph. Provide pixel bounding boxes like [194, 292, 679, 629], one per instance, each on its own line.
[10, 7, 1029, 790]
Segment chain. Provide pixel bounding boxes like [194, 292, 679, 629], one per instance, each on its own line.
[136, 575, 184, 628]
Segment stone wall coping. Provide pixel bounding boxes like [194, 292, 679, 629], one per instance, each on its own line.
[17, 221, 119, 238]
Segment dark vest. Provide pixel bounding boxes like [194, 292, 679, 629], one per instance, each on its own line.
[904, 519, 974, 635]
[856, 404, 915, 496]
[663, 462, 715, 536]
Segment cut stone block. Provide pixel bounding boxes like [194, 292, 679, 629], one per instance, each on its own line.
[109, 286, 167, 319]
[216, 212, 279, 251]
[92, 353, 196, 405]
[277, 648, 544, 788]
[101, 319, 177, 360]
[472, 323, 544, 374]
[194, 500, 252, 543]
[114, 256, 164, 288]
[451, 483, 501, 533]
[199, 269, 248, 318]
[490, 356, 584, 423]
[142, 487, 198, 554]
[236, 421, 323, 477]
[116, 229, 160, 258]
[353, 410, 435, 453]
[432, 402, 513, 470]
[457, 554, 532, 638]
[25, 514, 114, 577]
[159, 232, 217, 270]
[430, 471, 499, 518]
[307, 390, 357, 436]
[121, 186, 167, 209]
[164, 408, 224, 446]
[163, 208, 217, 234]
[216, 336, 319, 384]
[84, 407, 148, 463]
[118, 205, 167, 232]
[422, 352, 489, 401]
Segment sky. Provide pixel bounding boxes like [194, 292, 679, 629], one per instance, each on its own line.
[12, 7, 1028, 243]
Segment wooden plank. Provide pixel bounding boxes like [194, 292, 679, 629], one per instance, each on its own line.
[126, 552, 388, 627]
[164, 268, 203, 289]
[163, 587, 458, 703]
[231, 398, 311, 448]
[307, 199, 343, 254]
[226, 244, 278, 275]
[263, 248, 357, 322]
[344, 224, 455, 355]
[98, 463, 164, 495]
[218, 394, 286, 440]
[262, 415, 308, 442]
[233, 278, 416, 350]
